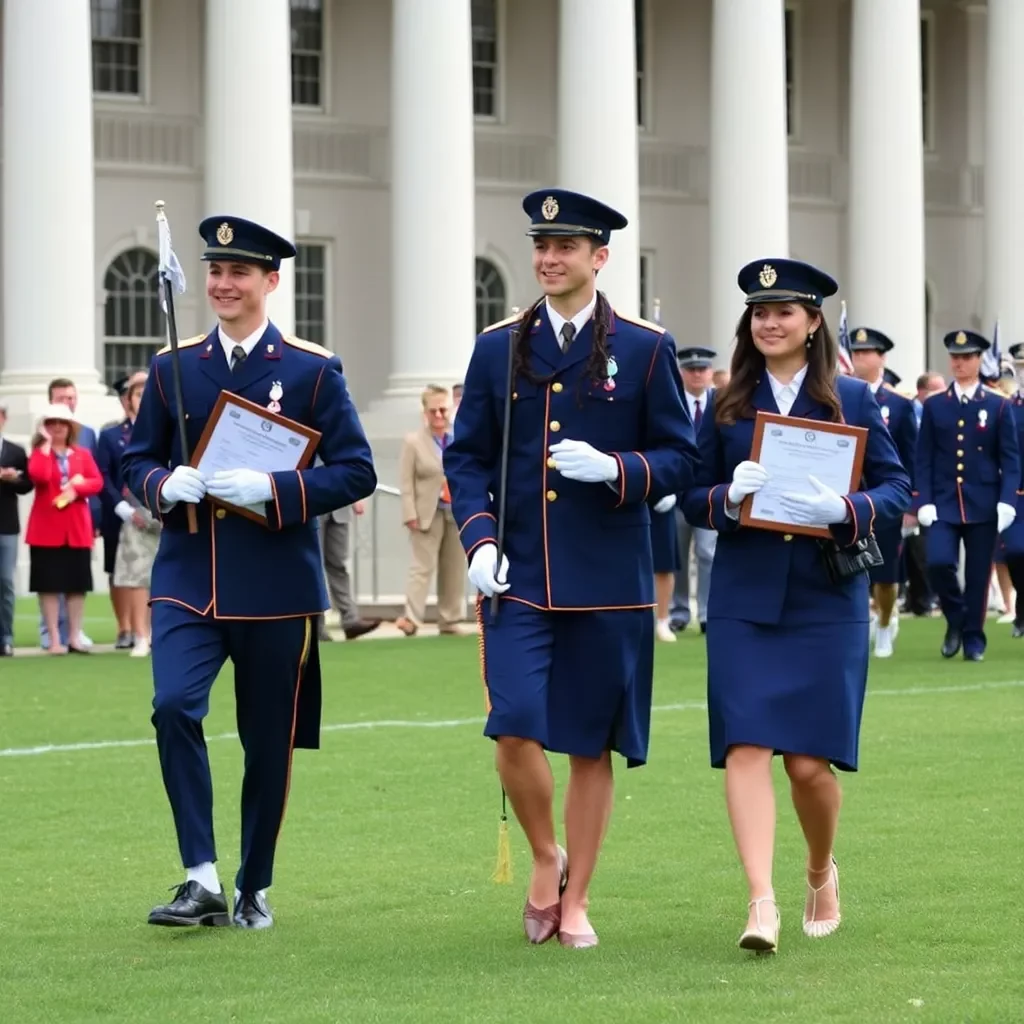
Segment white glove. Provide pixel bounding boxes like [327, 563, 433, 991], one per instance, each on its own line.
[777, 475, 849, 526]
[205, 469, 273, 507]
[997, 502, 1017, 533]
[726, 461, 769, 505]
[114, 500, 134, 523]
[653, 494, 677, 514]
[548, 439, 618, 484]
[161, 465, 207, 506]
[468, 542, 510, 598]
[916, 504, 937, 528]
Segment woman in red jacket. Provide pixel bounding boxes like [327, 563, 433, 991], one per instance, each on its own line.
[26, 403, 103, 655]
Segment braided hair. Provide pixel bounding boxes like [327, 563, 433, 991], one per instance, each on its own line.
[509, 291, 614, 399]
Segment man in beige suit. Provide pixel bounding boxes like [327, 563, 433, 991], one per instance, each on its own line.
[395, 385, 466, 635]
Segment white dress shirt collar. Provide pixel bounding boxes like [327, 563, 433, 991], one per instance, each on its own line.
[219, 318, 269, 364]
[684, 388, 710, 419]
[545, 293, 597, 342]
[954, 380, 980, 402]
[867, 375, 884, 394]
[767, 363, 809, 416]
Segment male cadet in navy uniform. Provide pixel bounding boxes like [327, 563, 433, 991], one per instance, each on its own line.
[849, 328, 918, 658]
[123, 216, 376, 929]
[445, 189, 698, 948]
[670, 346, 717, 634]
[915, 330, 1019, 661]
[96, 373, 146, 649]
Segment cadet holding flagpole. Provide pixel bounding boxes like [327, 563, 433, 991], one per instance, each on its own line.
[445, 189, 698, 949]
[123, 210, 375, 930]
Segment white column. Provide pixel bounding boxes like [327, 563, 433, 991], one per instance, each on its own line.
[205, 0, 295, 333]
[847, 0, 926, 385]
[558, 0, 639, 316]
[708, 0, 789, 359]
[984, 0, 1024, 340]
[385, 0, 475, 400]
[0, 0, 105, 424]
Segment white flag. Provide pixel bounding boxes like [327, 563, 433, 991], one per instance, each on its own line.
[156, 207, 187, 312]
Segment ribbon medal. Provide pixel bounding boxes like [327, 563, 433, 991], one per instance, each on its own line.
[880, 405, 889, 425]
[604, 356, 618, 392]
[978, 408, 988, 430]
[268, 380, 284, 414]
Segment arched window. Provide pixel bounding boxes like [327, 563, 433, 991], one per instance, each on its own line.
[103, 247, 164, 387]
[475, 257, 507, 335]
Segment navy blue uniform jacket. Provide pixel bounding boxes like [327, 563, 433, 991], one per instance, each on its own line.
[122, 324, 376, 619]
[681, 374, 912, 625]
[96, 418, 132, 533]
[444, 305, 700, 610]
[914, 383, 1020, 523]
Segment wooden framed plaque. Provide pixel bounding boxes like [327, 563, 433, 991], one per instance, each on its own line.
[189, 390, 322, 525]
[738, 411, 869, 540]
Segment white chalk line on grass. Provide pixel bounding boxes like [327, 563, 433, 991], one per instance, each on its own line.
[1, 680, 1021, 760]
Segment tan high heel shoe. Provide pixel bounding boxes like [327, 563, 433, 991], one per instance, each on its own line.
[738, 896, 780, 954]
[803, 858, 841, 938]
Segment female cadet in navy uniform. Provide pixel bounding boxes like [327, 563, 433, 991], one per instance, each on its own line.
[651, 476, 681, 643]
[445, 189, 698, 949]
[914, 331, 1019, 661]
[848, 329, 919, 658]
[997, 342, 1024, 635]
[681, 259, 910, 955]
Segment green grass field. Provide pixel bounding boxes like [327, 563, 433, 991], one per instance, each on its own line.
[2, 597, 1022, 1023]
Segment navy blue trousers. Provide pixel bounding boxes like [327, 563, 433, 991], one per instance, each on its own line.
[925, 520, 998, 656]
[151, 601, 313, 892]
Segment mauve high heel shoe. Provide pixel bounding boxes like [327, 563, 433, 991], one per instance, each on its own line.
[522, 845, 568, 944]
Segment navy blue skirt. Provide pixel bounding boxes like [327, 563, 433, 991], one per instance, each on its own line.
[650, 507, 680, 574]
[705, 618, 869, 772]
[868, 525, 904, 584]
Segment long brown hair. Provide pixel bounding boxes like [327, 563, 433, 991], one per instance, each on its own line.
[510, 290, 613, 397]
[714, 304, 843, 425]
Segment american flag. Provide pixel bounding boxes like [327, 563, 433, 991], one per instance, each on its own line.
[836, 300, 854, 375]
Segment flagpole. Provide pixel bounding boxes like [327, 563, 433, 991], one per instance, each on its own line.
[155, 200, 198, 535]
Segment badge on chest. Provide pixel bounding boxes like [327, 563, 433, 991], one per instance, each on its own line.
[267, 381, 284, 414]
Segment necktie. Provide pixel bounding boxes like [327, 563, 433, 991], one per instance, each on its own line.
[961, 393, 969, 405]
[559, 322, 576, 353]
[230, 345, 247, 373]
[693, 398, 702, 430]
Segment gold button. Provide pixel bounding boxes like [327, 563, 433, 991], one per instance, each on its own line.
[550, 421, 561, 432]
[958, 419, 965, 427]
[957, 476, 964, 483]
[957, 463, 964, 471]
[957, 449, 964, 457]
[215, 508, 226, 519]
[552, 382, 563, 393]
[512, 392, 518, 400]
[957, 435, 964, 441]
[547, 457, 557, 469]
[546, 490, 557, 502]
[783, 534, 793, 542]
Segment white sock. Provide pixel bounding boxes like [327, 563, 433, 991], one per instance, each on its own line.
[186, 862, 221, 893]
[657, 617, 670, 628]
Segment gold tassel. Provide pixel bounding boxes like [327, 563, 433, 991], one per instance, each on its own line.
[492, 812, 513, 884]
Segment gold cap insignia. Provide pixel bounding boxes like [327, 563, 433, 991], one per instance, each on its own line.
[758, 264, 777, 288]
[541, 196, 559, 221]
[955, 331, 967, 346]
[216, 222, 234, 246]
[855, 328, 867, 342]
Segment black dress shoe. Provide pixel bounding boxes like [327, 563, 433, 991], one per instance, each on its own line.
[148, 880, 230, 927]
[233, 891, 273, 930]
[344, 618, 382, 641]
[1012, 621, 1024, 639]
[114, 631, 134, 650]
[699, 622, 708, 635]
[963, 651, 984, 662]
[0, 644, 12, 657]
[941, 628, 962, 658]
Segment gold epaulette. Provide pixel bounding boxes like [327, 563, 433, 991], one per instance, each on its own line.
[283, 334, 333, 358]
[481, 312, 522, 334]
[156, 334, 205, 357]
[615, 311, 666, 335]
